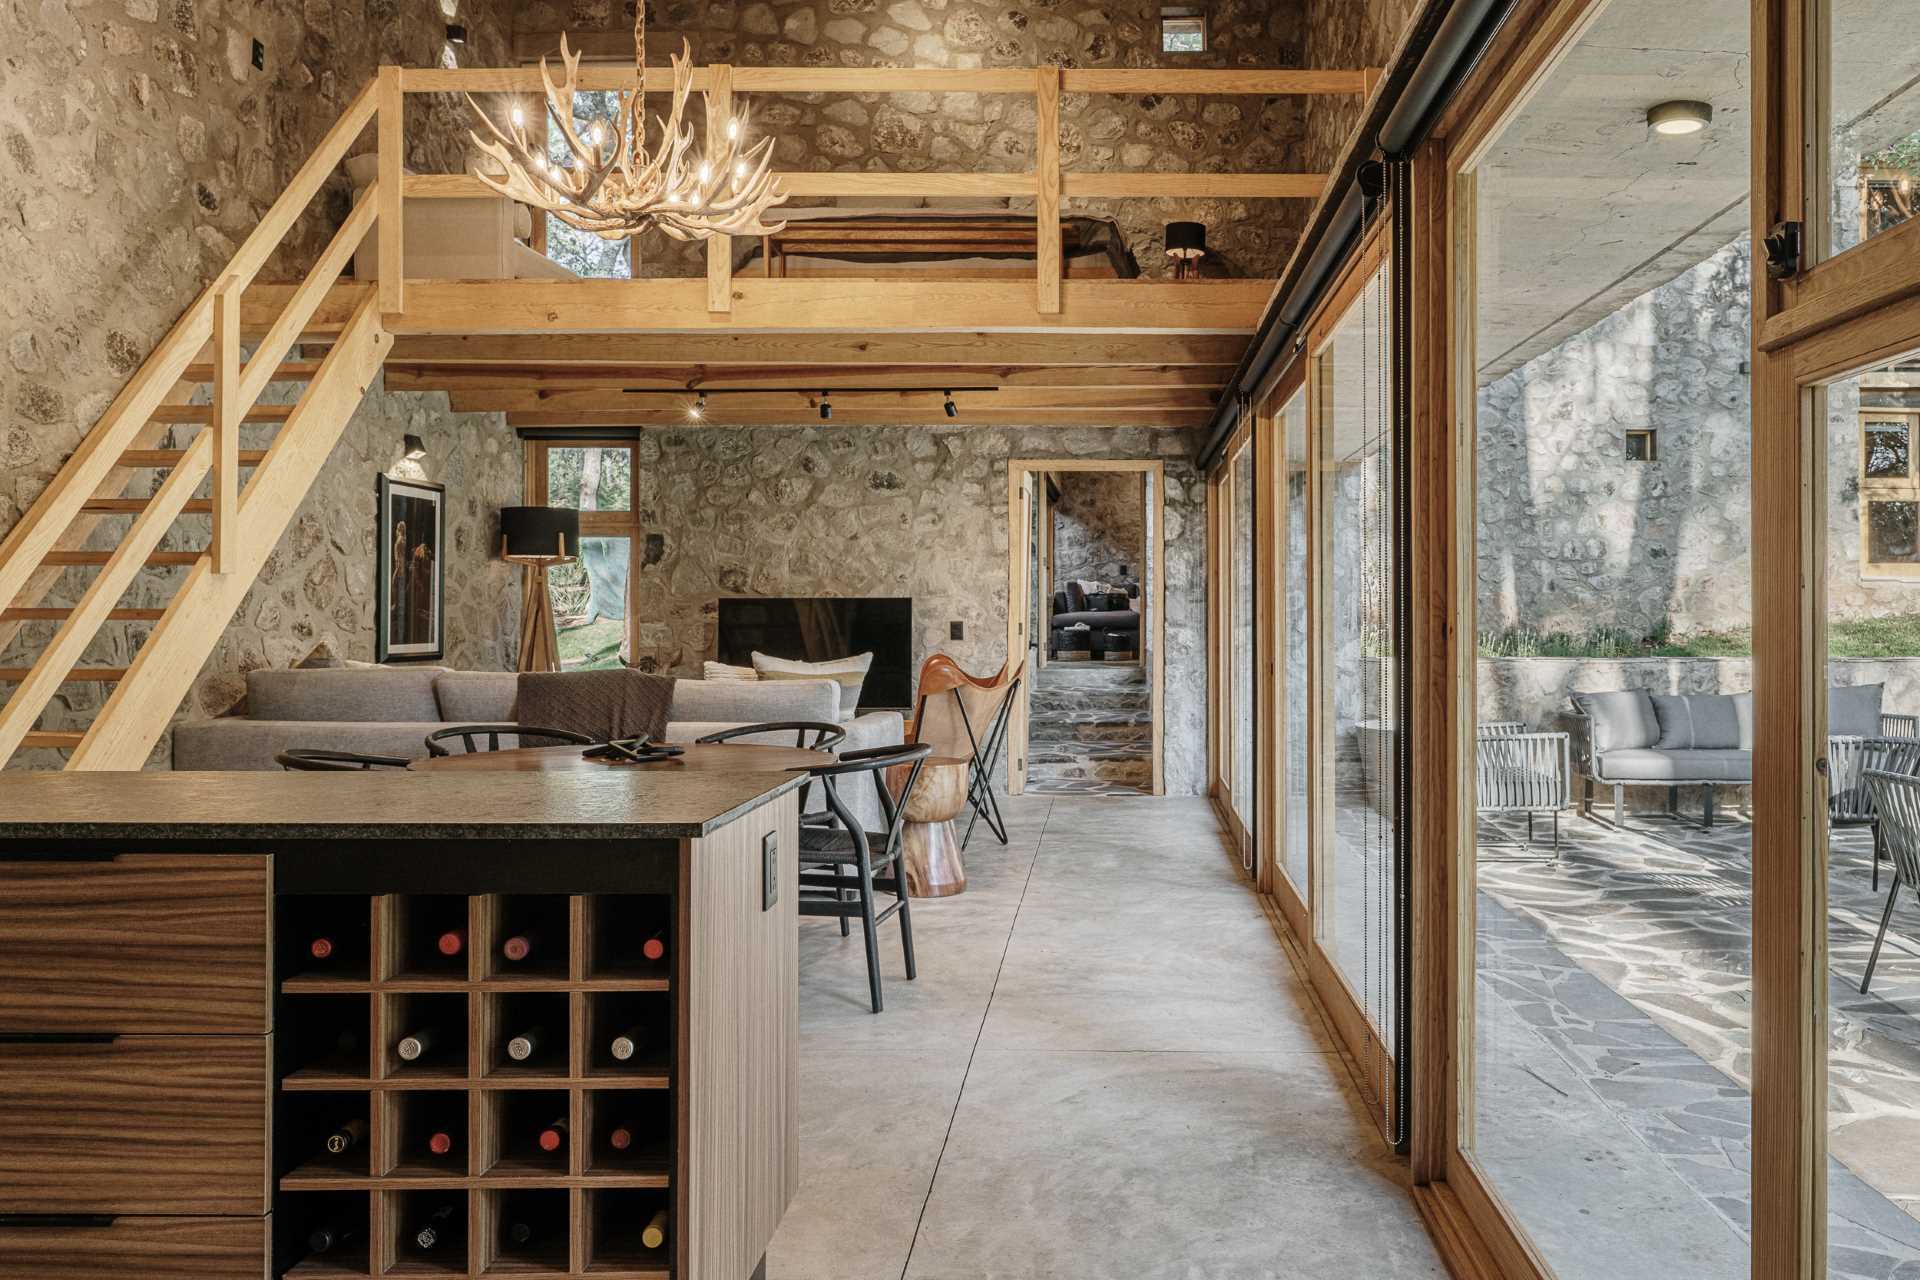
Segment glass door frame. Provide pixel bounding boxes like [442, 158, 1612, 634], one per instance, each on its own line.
[1209, 412, 1258, 871]
[1257, 362, 1310, 933]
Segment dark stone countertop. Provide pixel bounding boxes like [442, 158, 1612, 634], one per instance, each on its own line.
[0, 768, 806, 841]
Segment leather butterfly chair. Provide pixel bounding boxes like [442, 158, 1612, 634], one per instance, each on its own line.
[907, 654, 1025, 849]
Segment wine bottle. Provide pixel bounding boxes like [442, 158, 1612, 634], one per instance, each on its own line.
[413, 1202, 459, 1251]
[609, 1026, 646, 1062]
[536, 1117, 568, 1153]
[436, 928, 467, 958]
[506, 1026, 546, 1063]
[309, 934, 336, 961]
[641, 929, 667, 962]
[505, 1218, 545, 1248]
[500, 930, 540, 963]
[307, 1219, 359, 1254]
[427, 1129, 456, 1157]
[325, 1117, 366, 1156]
[396, 1026, 440, 1063]
[640, 1207, 669, 1251]
[608, 1125, 634, 1152]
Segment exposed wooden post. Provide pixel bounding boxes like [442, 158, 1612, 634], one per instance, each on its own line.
[210, 276, 241, 575]
[707, 63, 735, 314]
[377, 66, 405, 316]
[1035, 65, 1062, 316]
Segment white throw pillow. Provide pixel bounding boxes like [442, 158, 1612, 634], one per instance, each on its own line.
[703, 661, 758, 682]
[750, 651, 873, 722]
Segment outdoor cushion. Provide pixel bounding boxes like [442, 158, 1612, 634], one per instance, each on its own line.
[1734, 692, 1755, 752]
[1572, 690, 1660, 753]
[433, 671, 517, 722]
[1596, 748, 1754, 783]
[1651, 693, 1742, 750]
[1830, 683, 1886, 738]
[247, 666, 444, 723]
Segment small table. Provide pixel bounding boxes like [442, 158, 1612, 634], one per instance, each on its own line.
[409, 742, 827, 773]
[886, 755, 969, 898]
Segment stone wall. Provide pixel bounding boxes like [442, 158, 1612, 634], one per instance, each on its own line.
[509, 0, 1312, 278]
[1052, 469, 1145, 585]
[615, 423, 1207, 793]
[0, 0, 524, 768]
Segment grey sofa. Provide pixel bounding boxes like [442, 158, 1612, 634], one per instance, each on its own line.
[1568, 683, 1913, 829]
[172, 665, 906, 826]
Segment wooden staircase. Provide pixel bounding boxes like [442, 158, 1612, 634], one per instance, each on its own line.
[0, 83, 394, 770]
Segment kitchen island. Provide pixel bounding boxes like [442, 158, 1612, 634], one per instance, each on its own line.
[0, 768, 802, 1280]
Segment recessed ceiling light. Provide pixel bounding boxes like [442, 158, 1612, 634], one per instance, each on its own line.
[1647, 100, 1712, 137]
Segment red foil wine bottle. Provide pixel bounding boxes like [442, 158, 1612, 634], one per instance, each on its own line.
[537, 1117, 568, 1153]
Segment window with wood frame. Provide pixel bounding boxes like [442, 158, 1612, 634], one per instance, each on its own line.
[1860, 408, 1920, 577]
[527, 440, 640, 668]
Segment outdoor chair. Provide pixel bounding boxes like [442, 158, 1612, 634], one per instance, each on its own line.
[1827, 735, 1920, 890]
[1858, 769, 1920, 993]
[797, 742, 932, 1013]
[1475, 722, 1570, 856]
[908, 654, 1024, 849]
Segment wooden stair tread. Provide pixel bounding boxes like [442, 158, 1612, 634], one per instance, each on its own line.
[119, 448, 267, 467]
[81, 498, 215, 514]
[43, 549, 202, 566]
[0, 668, 125, 682]
[0, 608, 165, 622]
[21, 732, 84, 749]
[150, 404, 295, 423]
[182, 360, 322, 381]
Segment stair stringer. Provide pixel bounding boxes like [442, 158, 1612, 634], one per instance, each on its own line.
[65, 292, 392, 770]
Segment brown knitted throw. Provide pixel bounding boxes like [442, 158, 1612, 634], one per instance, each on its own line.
[515, 669, 675, 745]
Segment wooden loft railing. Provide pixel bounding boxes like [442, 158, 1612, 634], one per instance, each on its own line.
[390, 61, 1375, 315]
[0, 82, 396, 770]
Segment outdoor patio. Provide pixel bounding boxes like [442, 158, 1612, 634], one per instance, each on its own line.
[1474, 808, 1920, 1280]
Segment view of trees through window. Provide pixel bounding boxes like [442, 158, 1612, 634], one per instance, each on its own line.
[544, 91, 631, 279]
[542, 446, 634, 669]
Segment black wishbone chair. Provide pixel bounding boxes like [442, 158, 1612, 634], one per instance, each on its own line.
[276, 748, 412, 771]
[797, 742, 932, 1013]
[424, 724, 600, 756]
[909, 654, 1024, 849]
[694, 720, 848, 751]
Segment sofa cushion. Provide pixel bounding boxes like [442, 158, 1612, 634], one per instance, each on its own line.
[1571, 690, 1659, 753]
[1734, 692, 1755, 752]
[434, 671, 518, 722]
[173, 718, 449, 769]
[1831, 682, 1886, 738]
[669, 677, 840, 726]
[1596, 748, 1753, 783]
[702, 661, 757, 682]
[247, 666, 444, 723]
[1651, 693, 1742, 750]
[750, 651, 872, 721]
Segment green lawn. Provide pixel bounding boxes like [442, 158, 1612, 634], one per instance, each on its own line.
[1479, 613, 1920, 659]
[557, 617, 625, 669]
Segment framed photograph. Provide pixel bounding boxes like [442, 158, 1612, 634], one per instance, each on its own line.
[375, 474, 445, 662]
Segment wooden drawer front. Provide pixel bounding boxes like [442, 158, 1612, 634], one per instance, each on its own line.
[0, 856, 269, 1034]
[0, 1214, 269, 1278]
[0, 1036, 269, 1216]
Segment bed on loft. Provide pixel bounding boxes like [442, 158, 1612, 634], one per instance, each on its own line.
[734, 202, 1142, 279]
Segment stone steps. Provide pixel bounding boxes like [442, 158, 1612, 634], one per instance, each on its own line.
[1028, 687, 1151, 716]
[1028, 717, 1152, 746]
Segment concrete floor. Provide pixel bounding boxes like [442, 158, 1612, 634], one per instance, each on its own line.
[768, 793, 1446, 1280]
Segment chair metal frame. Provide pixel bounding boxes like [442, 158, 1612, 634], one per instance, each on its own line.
[909, 655, 1023, 850]
[1859, 767, 1920, 993]
[275, 748, 412, 771]
[796, 742, 932, 1013]
[1475, 722, 1570, 858]
[694, 720, 848, 751]
[1828, 734, 1920, 890]
[423, 723, 599, 756]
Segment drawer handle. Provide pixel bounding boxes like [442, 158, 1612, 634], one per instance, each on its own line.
[0, 1034, 119, 1046]
[0, 1215, 119, 1229]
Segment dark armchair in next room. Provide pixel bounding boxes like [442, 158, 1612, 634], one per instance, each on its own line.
[1047, 583, 1140, 659]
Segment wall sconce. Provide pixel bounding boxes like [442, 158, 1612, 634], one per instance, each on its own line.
[1165, 221, 1207, 280]
[445, 22, 467, 43]
[403, 434, 428, 460]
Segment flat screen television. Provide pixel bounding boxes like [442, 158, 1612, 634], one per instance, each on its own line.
[716, 597, 914, 710]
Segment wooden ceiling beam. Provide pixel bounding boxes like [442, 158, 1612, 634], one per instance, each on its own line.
[385, 364, 1229, 393]
[381, 331, 1249, 367]
[503, 409, 1211, 428]
[457, 387, 1215, 415]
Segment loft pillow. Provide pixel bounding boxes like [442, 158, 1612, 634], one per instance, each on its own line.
[750, 651, 872, 721]
[1651, 693, 1741, 750]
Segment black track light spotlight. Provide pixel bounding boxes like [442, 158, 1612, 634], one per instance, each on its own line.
[819, 392, 832, 421]
[687, 391, 707, 421]
[943, 391, 957, 418]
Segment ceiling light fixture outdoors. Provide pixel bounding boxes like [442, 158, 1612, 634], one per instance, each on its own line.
[687, 392, 707, 421]
[465, 4, 787, 245]
[1646, 100, 1712, 137]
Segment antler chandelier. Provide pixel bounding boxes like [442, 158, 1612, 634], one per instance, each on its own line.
[465, 6, 787, 243]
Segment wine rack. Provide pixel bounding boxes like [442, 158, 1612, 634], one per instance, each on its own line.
[277, 894, 675, 1278]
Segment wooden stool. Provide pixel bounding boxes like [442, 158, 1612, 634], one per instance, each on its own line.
[888, 755, 969, 897]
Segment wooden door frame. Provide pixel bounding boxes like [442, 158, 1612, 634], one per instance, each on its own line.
[1005, 458, 1166, 797]
[1257, 363, 1312, 940]
[1209, 414, 1258, 864]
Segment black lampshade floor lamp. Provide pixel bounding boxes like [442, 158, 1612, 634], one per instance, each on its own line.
[499, 506, 581, 673]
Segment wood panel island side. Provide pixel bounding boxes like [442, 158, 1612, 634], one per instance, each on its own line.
[0, 768, 802, 1280]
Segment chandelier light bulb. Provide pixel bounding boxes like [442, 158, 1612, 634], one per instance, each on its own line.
[698, 164, 711, 184]
[735, 162, 747, 179]
[511, 106, 524, 127]
[727, 117, 740, 141]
